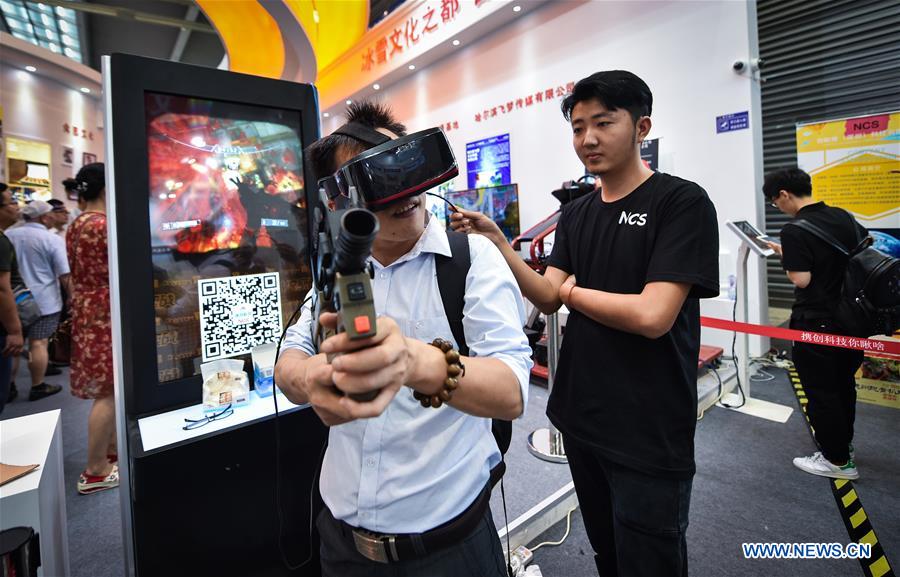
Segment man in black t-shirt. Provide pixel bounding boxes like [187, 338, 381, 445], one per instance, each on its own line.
[0, 183, 26, 412]
[452, 71, 719, 577]
[763, 168, 866, 481]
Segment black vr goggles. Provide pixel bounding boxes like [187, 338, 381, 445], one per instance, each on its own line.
[323, 123, 458, 212]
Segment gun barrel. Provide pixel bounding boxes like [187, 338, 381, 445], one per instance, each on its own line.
[334, 208, 379, 274]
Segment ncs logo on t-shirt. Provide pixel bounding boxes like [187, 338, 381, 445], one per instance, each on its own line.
[619, 211, 647, 227]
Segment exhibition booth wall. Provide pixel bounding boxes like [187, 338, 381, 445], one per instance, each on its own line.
[0, 32, 104, 203]
[1, 1, 769, 352]
[324, 0, 770, 352]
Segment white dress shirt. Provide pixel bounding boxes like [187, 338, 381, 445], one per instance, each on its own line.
[281, 216, 532, 533]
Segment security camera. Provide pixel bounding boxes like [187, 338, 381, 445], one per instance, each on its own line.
[750, 58, 765, 71]
[733, 60, 747, 73]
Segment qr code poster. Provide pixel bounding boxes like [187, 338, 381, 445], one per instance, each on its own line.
[198, 272, 282, 362]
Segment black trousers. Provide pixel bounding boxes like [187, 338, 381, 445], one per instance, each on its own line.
[565, 437, 692, 577]
[316, 505, 508, 577]
[790, 317, 864, 463]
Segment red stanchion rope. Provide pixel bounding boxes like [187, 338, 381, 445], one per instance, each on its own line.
[700, 316, 900, 357]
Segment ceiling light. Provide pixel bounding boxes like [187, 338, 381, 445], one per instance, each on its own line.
[80, 87, 90, 93]
[512, 5, 522, 12]
[383, 10, 388, 16]
[25, 65, 37, 72]
[346, 99, 352, 105]
[373, 83, 380, 90]
[452, 39, 460, 46]
[323, 112, 330, 117]
[408, 64, 416, 70]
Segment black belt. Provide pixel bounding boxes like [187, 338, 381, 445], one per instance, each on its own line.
[339, 482, 491, 563]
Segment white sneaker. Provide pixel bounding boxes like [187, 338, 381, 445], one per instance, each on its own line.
[793, 452, 859, 480]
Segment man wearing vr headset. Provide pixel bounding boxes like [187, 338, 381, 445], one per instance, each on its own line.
[453, 71, 719, 577]
[276, 102, 532, 576]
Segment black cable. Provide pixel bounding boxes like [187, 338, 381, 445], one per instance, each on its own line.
[710, 362, 723, 398]
[425, 191, 460, 214]
[697, 362, 723, 421]
[500, 475, 513, 577]
[721, 296, 746, 409]
[271, 294, 323, 571]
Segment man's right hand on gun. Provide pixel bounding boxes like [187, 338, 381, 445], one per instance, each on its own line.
[449, 209, 507, 247]
[279, 311, 410, 426]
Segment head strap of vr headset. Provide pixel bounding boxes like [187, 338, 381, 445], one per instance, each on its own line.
[332, 122, 391, 147]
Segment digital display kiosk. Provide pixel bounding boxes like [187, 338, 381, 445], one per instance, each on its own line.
[105, 54, 326, 576]
[722, 220, 793, 422]
[726, 220, 775, 257]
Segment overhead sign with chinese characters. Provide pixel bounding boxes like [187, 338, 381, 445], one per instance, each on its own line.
[360, 0, 461, 73]
[316, 0, 546, 109]
[474, 81, 575, 124]
[796, 111, 899, 226]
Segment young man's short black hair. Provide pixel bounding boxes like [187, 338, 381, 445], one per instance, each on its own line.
[306, 101, 407, 184]
[560, 70, 653, 123]
[762, 167, 812, 200]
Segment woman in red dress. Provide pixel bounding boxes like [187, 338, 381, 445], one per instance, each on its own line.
[66, 163, 118, 494]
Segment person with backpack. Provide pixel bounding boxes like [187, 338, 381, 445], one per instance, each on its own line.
[764, 167, 870, 480]
[275, 102, 532, 577]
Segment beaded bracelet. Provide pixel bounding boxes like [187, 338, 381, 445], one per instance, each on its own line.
[412, 338, 465, 408]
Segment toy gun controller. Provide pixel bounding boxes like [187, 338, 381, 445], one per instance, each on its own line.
[310, 126, 460, 403]
[313, 180, 380, 402]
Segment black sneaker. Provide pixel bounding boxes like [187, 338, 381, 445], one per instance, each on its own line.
[28, 383, 63, 401]
[6, 382, 17, 403]
[45, 365, 63, 376]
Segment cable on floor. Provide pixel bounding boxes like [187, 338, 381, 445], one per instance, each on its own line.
[531, 508, 578, 552]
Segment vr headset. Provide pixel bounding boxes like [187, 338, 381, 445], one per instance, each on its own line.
[328, 123, 458, 212]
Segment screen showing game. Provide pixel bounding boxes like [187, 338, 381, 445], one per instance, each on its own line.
[445, 184, 520, 242]
[145, 92, 310, 383]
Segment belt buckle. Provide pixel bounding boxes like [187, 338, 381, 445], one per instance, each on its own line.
[352, 529, 392, 563]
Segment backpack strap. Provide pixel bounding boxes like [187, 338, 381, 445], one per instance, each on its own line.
[787, 219, 850, 257]
[842, 209, 865, 245]
[435, 231, 511, 488]
[435, 231, 470, 356]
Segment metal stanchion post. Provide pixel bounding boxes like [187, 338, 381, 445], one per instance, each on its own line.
[528, 311, 567, 463]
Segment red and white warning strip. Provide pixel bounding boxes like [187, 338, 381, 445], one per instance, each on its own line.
[700, 316, 900, 358]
